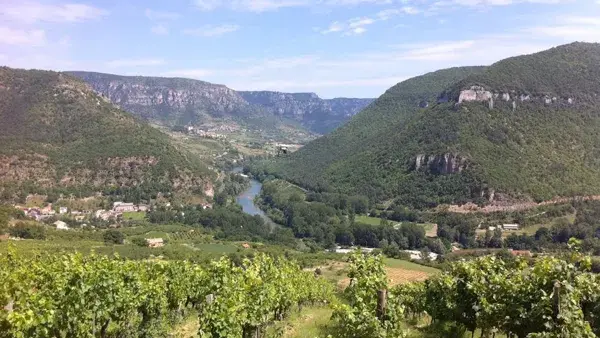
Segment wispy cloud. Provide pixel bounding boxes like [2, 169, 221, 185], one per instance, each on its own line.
[1, 2, 107, 24]
[183, 24, 240, 37]
[144, 9, 180, 21]
[0, 26, 46, 46]
[162, 69, 214, 78]
[193, 0, 407, 12]
[106, 59, 165, 68]
[432, 0, 571, 8]
[321, 6, 418, 35]
[525, 16, 600, 42]
[151, 24, 169, 35]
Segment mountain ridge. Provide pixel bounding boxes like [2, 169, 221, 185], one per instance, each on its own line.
[253, 42, 600, 208]
[66, 71, 374, 134]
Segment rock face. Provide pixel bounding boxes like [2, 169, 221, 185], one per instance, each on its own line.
[239, 91, 373, 134]
[67, 71, 373, 134]
[458, 85, 492, 103]
[414, 153, 467, 174]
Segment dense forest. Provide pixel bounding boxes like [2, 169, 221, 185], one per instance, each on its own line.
[253, 42, 600, 207]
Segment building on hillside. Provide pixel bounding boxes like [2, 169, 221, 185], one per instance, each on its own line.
[138, 204, 149, 212]
[113, 202, 136, 212]
[54, 220, 69, 230]
[59, 207, 68, 214]
[502, 224, 519, 231]
[242, 243, 250, 249]
[146, 238, 164, 248]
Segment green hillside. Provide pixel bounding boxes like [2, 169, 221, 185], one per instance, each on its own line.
[254, 42, 600, 207]
[0, 67, 212, 200]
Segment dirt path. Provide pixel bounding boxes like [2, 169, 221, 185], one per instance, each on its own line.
[446, 195, 600, 214]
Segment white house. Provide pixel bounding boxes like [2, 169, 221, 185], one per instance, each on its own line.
[54, 220, 69, 230]
[502, 224, 520, 231]
[59, 207, 68, 214]
[113, 202, 136, 212]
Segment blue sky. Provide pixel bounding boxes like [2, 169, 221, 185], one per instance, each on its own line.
[1, 0, 600, 98]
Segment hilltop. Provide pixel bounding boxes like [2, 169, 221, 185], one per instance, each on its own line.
[0, 67, 212, 201]
[255, 42, 600, 207]
[67, 71, 373, 135]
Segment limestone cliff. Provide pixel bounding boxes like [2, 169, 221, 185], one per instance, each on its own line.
[67, 71, 373, 134]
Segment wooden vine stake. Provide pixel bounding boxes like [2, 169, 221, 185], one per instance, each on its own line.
[377, 289, 387, 320]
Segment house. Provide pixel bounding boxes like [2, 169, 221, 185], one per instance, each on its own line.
[146, 238, 164, 248]
[41, 204, 53, 214]
[59, 207, 68, 214]
[113, 202, 136, 212]
[502, 224, 519, 231]
[241, 243, 250, 249]
[138, 204, 149, 212]
[54, 220, 69, 230]
[74, 215, 85, 222]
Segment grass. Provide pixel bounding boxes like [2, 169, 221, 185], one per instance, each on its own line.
[123, 211, 146, 221]
[266, 306, 334, 338]
[194, 242, 239, 254]
[356, 215, 385, 225]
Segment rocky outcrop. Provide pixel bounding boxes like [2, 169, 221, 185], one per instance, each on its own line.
[458, 86, 492, 103]
[414, 153, 468, 174]
[67, 71, 373, 134]
[239, 91, 373, 134]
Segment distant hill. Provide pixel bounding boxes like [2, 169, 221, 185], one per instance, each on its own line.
[238, 91, 373, 134]
[0, 67, 212, 200]
[67, 71, 373, 134]
[256, 42, 600, 207]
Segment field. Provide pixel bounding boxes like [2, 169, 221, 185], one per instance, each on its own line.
[355, 215, 386, 225]
[122, 211, 146, 221]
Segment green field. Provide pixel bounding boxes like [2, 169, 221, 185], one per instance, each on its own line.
[123, 211, 146, 221]
[355, 215, 384, 225]
[194, 242, 239, 254]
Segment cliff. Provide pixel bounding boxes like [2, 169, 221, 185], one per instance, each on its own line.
[67, 72, 373, 134]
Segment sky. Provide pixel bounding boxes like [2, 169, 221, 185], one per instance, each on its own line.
[1, 0, 600, 98]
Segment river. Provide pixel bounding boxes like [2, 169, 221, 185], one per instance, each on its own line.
[232, 167, 270, 220]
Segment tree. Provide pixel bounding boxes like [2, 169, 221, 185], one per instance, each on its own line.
[103, 229, 124, 245]
[8, 222, 46, 240]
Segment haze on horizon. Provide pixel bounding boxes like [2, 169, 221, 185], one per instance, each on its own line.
[1, 0, 599, 98]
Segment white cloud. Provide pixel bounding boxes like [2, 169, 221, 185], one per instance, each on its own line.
[397, 40, 476, 60]
[151, 24, 169, 35]
[348, 17, 375, 28]
[526, 16, 600, 42]
[145, 9, 180, 21]
[106, 59, 165, 68]
[193, 0, 223, 11]
[323, 5, 418, 36]
[183, 24, 240, 37]
[1, 2, 107, 24]
[321, 21, 344, 34]
[193, 0, 403, 12]
[0, 27, 46, 46]
[433, 0, 571, 8]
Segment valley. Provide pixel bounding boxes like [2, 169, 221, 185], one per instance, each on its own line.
[5, 42, 600, 337]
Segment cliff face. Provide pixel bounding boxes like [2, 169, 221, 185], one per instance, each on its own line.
[66, 71, 250, 125]
[239, 91, 373, 133]
[67, 72, 373, 134]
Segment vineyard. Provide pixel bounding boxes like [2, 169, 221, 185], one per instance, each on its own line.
[332, 241, 600, 337]
[0, 249, 333, 338]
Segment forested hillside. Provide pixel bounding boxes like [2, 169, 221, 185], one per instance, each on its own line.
[0, 67, 212, 201]
[255, 42, 600, 207]
[251, 66, 486, 202]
